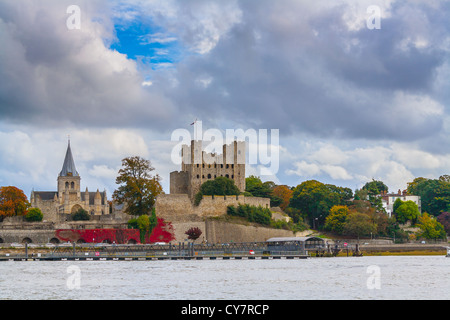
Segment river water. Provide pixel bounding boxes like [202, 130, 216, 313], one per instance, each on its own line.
[0, 256, 448, 300]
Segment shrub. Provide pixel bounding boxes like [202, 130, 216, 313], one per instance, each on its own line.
[227, 204, 272, 226]
[25, 208, 43, 222]
[185, 227, 202, 241]
[72, 208, 90, 221]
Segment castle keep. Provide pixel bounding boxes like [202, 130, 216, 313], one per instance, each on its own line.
[170, 140, 246, 199]
[30, 141, 109, 222]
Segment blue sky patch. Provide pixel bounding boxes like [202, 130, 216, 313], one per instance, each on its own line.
[110, 19, 183, 71]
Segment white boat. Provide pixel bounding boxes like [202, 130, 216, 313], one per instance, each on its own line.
[447, 247, 450, 257]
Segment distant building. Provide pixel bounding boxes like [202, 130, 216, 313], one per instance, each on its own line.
[170, 140, 246, 199]
[379, 190, 421, 217]
[30, 141, 110, 222]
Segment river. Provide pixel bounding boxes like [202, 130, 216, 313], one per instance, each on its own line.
[0, 256, 448, 300]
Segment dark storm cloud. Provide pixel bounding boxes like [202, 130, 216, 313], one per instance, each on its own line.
[0, 0, 449, 143]
[148, 0, 450, 142]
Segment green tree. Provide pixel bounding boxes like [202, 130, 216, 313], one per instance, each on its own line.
[245, 176, 272, 198]
[362, 179, 388, 195]
[395, 200, 420, 224]
[72, 208, 90, 221]
[416, 213, 447, 240]
[25, 207, 43, 222]
[290, 180, 349, 228]
[113, 156, 163, 216]
[324, 205, 348, 234]
[393, 198, 403, 215]
[137, 214, 150, 243]
[406, 177, 450, 216]
[200, 176, 240, 196]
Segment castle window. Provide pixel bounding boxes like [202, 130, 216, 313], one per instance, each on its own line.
[214, 164, 217, 168]
[197, 175, 200, 179]
[207, 174, 212, 179]
[232, 175, 234, 179]
[225, 174, 229, 178]
[202, 175, 205, 179]
[202, 164, 205, 168]
[226, 164, 229, 169]
[221, 164, 223, 168]
[231, 164, 234, 168]
[71, 182, 75, 189]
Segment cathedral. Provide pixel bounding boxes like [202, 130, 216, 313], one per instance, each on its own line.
[30, 141, 110, 222]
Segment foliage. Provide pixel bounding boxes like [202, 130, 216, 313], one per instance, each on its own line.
[289, 180, 352, 228]
[113, 156, 163, 216]
[137, 215, 150, 243]
[272, 185, 293, 210]
[72, 208, 90, 221]
[56, 218, 174, 244]
[362, 179, 389, 195]
[324, 205, 349, 234]
[436, 212, 450, 235]
[395, 200, 420, 224]
[342, 211, 377, 238]
[0, 186, 30, 220]
[200, 176, 240, 196]
[25, 207, 44, 222]
[227, 204, 272, 226]
[195, 176, 240, 206]
[245, 176, 272, 198]
[416, 213, 447, 240]
[185, 227, 202, 241]
[393, 198, 403, 215]
[406, 177, 450, 216]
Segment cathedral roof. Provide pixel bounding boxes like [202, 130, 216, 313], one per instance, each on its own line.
[59, 141, 79, 177]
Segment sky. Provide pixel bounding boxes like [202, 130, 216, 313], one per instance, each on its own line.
[1, 0, 450, 198]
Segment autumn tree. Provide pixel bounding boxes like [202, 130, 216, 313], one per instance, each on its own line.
[113, 156, 163, 216]
[0, 186, 30, 221]
[272, 185, 293, 210]
[342, 212, 377, 238]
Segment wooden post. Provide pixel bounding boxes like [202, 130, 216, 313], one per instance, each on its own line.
[25, 242, 28, 259]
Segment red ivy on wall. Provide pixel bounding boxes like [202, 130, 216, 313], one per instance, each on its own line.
[56, 218, 175, 244]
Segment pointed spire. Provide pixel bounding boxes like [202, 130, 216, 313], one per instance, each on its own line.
[59, 139, 79, 177]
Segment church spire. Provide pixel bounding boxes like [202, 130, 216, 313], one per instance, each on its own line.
[59, 139, 79, 177]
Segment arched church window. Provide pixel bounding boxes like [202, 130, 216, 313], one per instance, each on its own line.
[65, 182, 69, 189]
[71, 182, 75, 189]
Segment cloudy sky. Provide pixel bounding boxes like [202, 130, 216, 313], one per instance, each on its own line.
[1, 0, 450, 198]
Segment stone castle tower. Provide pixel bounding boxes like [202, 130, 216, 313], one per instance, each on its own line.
[170, 140, 246, 199]
[30, 140, 109, 222]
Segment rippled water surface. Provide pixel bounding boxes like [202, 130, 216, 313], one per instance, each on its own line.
[0, 256, 448, 300]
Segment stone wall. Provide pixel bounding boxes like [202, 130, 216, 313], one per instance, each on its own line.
[155, 194, 270, 219]
[204, 219, 294, 243]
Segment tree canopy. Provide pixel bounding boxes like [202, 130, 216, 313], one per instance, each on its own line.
[113, 156, 163, 216]
[406, 176, 450, 216]
[199, 176, 240, 196]
[0, 186, 30, 220]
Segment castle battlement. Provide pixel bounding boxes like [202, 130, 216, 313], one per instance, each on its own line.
[170, 140, 246, 199]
